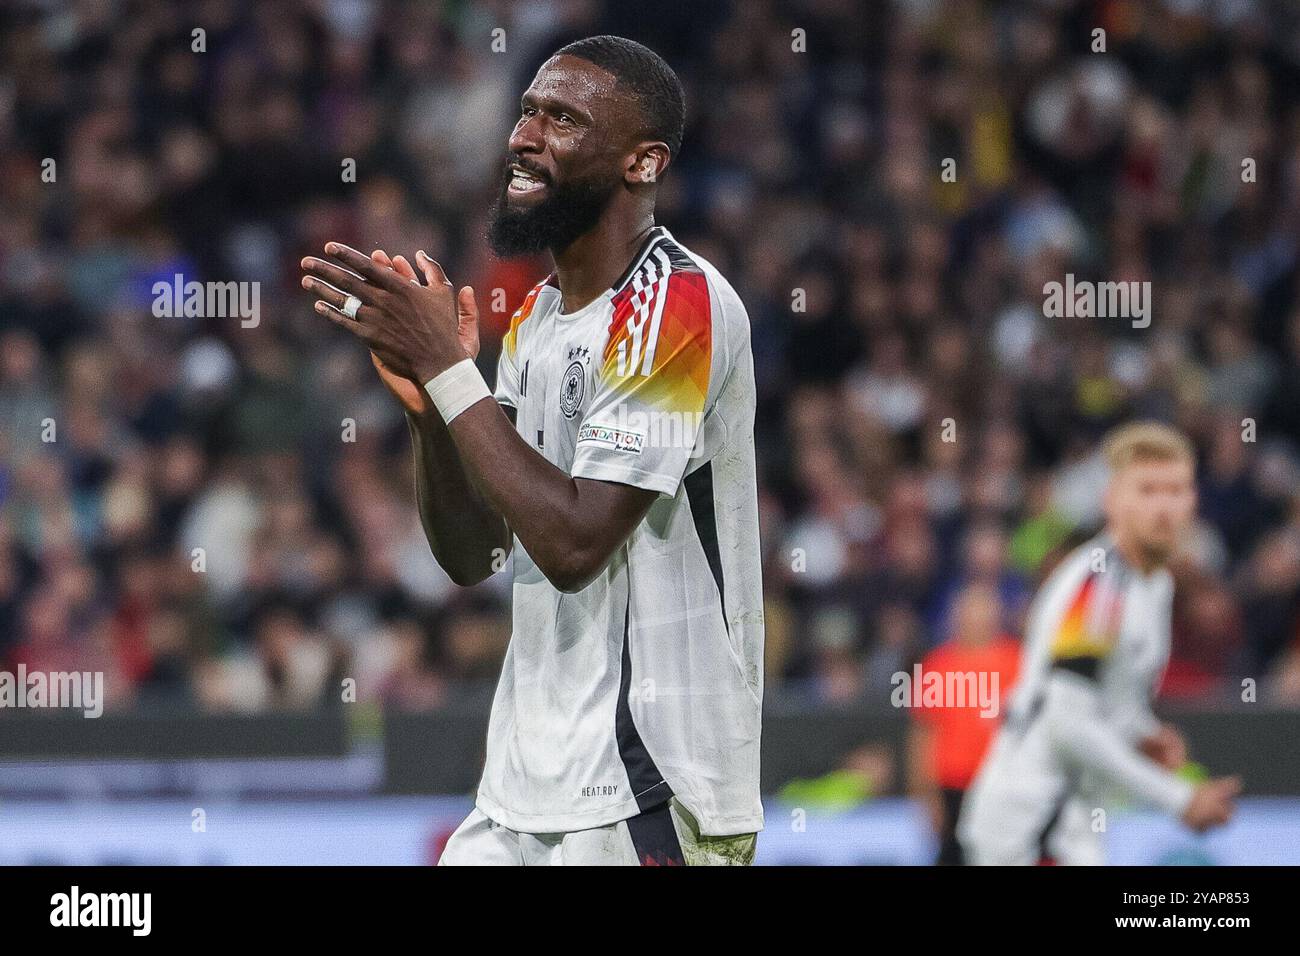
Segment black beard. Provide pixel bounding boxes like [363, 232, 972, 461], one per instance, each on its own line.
[487, 165, 620, 257]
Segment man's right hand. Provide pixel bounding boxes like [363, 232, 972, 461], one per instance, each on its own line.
[1181, 776, 1242, 832]
[368, 249, 481, 418]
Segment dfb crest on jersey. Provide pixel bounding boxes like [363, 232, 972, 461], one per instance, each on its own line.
[560, 359, 585, 419]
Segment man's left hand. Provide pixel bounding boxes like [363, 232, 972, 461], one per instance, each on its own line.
[301, 242, 466, 385]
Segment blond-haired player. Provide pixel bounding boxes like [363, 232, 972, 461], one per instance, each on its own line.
[959, 422, 1240, 865]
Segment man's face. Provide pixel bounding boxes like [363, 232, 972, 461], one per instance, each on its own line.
[488, 55, 632, 256]
[1105, 457, 1197, 566]
[953, 586, 1001, 646]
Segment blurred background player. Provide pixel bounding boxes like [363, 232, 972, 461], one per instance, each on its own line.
[908, 583, 1019, 865]
[959, 423, 1241, 865]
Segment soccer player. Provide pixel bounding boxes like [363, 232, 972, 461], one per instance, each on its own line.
[958, 423, 1240, 865]
[300, 36, 762, 865]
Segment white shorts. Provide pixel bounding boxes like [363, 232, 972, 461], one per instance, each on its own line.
[960, 793, 1104, 866]
[438, 798, 757, 866]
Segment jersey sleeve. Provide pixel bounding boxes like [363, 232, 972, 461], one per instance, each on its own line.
[570, 260, 717, 497]
[493, 281, 548, 410]
[1047, 568, 1125, 681]
[494, 342, 521, 409]
[1044, 672, 1194, 814]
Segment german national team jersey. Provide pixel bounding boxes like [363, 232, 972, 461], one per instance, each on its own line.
[959, 534, 1193, 863]
[1000, 534, 1175, 743]
[478, 226, 764, 836]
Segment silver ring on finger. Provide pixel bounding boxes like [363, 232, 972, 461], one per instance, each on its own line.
[341, 294, 363, 319]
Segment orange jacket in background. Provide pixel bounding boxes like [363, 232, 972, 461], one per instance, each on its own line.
[916, 636, 1021, 790]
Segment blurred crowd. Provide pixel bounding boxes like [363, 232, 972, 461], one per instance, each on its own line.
[3, 0, 1300, 715]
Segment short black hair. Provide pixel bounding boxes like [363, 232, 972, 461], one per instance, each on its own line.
[553, 35, 685, 157]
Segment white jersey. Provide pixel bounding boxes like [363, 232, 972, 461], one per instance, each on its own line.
[478, 226, 764, 836]
[959, 535, 1193, 863]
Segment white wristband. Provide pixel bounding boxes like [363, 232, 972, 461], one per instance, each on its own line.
[423, 358, 492, 425]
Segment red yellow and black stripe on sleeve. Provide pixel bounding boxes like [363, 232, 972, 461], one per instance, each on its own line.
[1050, 571, 1124, 680]
[602, 256, 712, 416]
